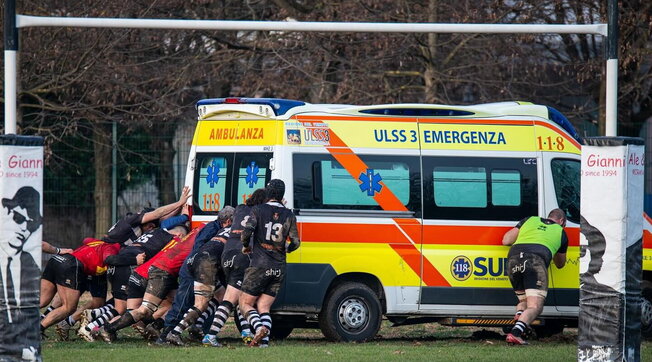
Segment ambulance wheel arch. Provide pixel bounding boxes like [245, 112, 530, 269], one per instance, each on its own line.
[318, 274, 385, 342]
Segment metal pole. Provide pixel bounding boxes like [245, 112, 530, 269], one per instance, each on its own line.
[605, 0, 618, 136]
[4, 0, 18, 135]
[112, 120, 117, 223]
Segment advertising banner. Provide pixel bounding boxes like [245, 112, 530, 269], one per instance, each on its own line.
[0, 135, 43, 361]
[578, 137, 644, 362]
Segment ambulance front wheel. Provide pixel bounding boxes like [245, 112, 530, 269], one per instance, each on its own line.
[318, 282, 382, 342]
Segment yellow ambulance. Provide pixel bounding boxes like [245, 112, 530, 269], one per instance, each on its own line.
[184, 97, 651, 341]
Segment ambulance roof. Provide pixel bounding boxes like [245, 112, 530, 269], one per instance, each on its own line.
[196, 98, 581, 143]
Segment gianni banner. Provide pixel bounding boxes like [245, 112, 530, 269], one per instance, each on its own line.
[0, 135, 43, 361]
[579, 137, 644, 362]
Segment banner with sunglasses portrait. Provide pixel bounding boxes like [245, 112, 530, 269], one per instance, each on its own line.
[578, 137, 644, 362]
[0, 135, 43, 361]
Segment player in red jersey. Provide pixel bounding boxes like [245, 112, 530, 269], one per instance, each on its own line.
[39, 238, 119, 334]
[99, 226, 198, 342]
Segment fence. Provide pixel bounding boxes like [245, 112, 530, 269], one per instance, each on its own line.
[43, 119, 194, 248]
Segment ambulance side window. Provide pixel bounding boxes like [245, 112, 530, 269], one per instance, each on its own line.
[550, 158, 580, 223]
[293, 153, 421, 214]
[423, 157, 537, 221]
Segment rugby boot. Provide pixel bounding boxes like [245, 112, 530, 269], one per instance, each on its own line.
[166, 333, 186, 346]
[78, 309, 93, 331]
[187, 325, 204, 342]
[506, 333, 529, 345]
[55, 320, 72, 341]
[77, 325, 96, 342]
[241, 330, 253, 345]
[202, 334, 222, 347]
[250, 326, 269, 347]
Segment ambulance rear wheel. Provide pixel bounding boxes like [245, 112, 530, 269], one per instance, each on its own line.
[319, 282, 382, 342]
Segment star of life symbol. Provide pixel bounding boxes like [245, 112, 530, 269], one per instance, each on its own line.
[245, 161, 259, 188]
[358, 168, 382, 196]
[206, 160, 220, 188]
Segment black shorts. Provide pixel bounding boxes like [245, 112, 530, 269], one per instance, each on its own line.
[507, 252, 549, 293]
[241, 266, 284, 297]
[189, 252, 220, 288]
[127, 272, 148, 300]
[41, 254, 84, 291]
[222, 250, 250, 290]
[107, 265, 135, 301]
[79, 275, 108, 299]
[145, 266, 178, 300]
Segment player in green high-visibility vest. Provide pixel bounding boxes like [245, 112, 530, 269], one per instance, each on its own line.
[502, 208, 568, 345]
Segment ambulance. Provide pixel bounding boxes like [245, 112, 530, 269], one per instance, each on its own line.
[183, 97, 652, 341]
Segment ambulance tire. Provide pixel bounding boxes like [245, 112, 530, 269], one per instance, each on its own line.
[319, 282, 382, 342]
[642, 281, 652, 338]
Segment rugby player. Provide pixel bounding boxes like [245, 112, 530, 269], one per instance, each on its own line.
[502, 209, 568, 345]
[202, 188, 267, 347]
[238, 180, 300, 347]
[51, 187, 191, 336]
[156, 206, 235, 344]
[39, 239, 119, 334]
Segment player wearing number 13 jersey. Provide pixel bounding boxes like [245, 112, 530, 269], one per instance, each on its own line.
[238, 179, 300, 347]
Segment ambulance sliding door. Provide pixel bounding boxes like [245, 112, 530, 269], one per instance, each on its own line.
[419, 152, 539, 311]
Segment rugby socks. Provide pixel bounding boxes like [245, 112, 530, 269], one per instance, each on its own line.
[194, 298, 219, 329]
[245, 310, 262, 333]
[85, 307, 119, 331]
[207, 301, 233, 336]
[510, 320, 528, 337]
[260, 313, 272, 346]
[41, 306, 56, 319]
[141, 315, 155, 326]
[171, 307, 202, 335]
[64, 316, 76, 326]
[237, 307, 251, 334]
[106, 312, 135, 333]
[91, 305, 113, 320]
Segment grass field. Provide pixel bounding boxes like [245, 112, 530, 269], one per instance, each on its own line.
[42, 320, 652, 361]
